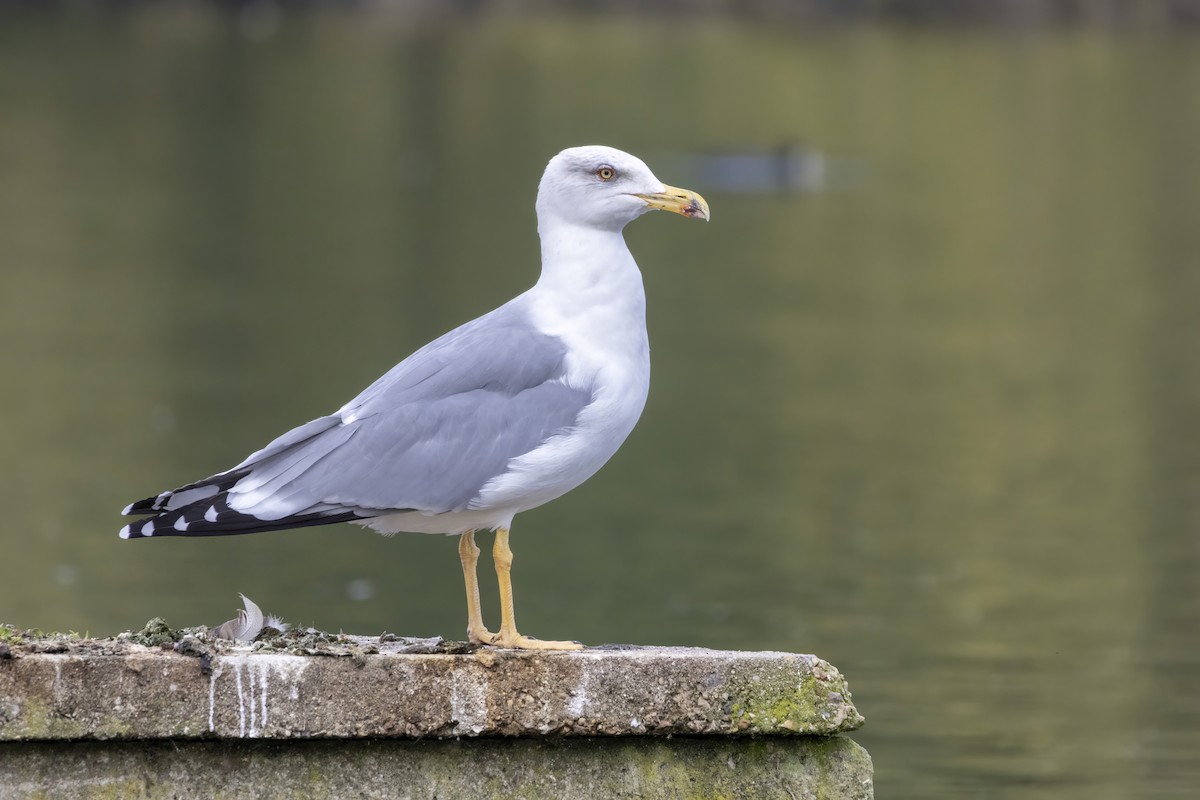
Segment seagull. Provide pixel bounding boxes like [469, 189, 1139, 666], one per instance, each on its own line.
[119, 145, 710, 650]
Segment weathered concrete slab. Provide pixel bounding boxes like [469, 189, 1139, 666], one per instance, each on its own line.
[0, 627, 872, 798]
[0, 737, 873, 800]
[0, 636, 862, 741]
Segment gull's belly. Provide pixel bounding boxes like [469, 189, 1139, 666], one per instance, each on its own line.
[470, 355, 649, 515]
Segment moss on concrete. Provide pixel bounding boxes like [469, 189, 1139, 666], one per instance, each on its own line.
[0, 624, 84, 652]
[128, 618, 180, 648]
[727, 655, 863, 734]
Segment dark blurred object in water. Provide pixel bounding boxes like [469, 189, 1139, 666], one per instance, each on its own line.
[655, 145, 861, 194]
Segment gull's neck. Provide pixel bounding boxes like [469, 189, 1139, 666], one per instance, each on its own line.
[523, 216, 649, 377]
[532, 217, 646, 320]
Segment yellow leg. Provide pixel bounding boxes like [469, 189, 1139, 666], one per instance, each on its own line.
[458, 531, 495, 645]
[491, 526, 583, 650]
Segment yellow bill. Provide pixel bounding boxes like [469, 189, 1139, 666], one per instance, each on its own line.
[634, 184, 710, 221]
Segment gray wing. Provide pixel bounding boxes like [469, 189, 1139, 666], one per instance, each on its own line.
[121, 299, 591, 536]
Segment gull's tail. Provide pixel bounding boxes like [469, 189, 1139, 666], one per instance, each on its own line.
[119, 482, 359, 540]
[119, 413, 366, 539]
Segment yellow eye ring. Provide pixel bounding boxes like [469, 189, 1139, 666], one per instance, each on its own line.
[596, 166, 616, 181]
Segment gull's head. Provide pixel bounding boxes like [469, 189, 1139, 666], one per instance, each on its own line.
[536, 145, 710, 232]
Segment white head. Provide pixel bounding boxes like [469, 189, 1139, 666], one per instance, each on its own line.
[536, 145, 709, 232]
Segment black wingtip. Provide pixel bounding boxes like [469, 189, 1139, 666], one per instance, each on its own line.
[121, 496, 159, 516]
[119, 498, 363, 540]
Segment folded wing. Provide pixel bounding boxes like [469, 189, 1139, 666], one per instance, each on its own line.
[120, 301, 591, 539]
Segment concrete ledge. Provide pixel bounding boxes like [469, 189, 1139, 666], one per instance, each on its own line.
[1, 636, 861, 740]
[0, 627, 871, 798]
[0, 737, 873, 800]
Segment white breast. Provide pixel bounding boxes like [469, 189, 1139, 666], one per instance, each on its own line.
[470, 230, 651, 516]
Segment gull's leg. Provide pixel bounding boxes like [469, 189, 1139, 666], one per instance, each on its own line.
[458, 530, 495, 645]
[491, 526, 583, 650]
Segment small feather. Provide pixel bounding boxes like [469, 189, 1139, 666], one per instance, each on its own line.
[211, 594, 266, 643]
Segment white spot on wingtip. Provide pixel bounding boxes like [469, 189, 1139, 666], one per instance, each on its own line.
[174, 516, 189, 532]
[142, 520, 155, 537]
[205, 506, 219, 523]
[118, 525, 132, 539]
[121, 503, 134, 515]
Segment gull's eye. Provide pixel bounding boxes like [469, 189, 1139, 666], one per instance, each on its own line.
[596, 165, 617, 181]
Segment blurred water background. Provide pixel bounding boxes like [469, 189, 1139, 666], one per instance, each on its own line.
[2, 2, 1199, 797]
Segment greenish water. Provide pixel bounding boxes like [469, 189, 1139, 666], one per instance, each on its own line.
[2, 10, 1199, 798]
